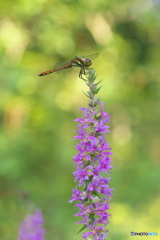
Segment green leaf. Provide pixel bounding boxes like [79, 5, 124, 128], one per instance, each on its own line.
[77, 224, 87, 234]
[89, 213, 95, 224]
[94, 85, 102, 94]
[83, 162, 91, 168]
[82, 90, 90, 98]
[92, 190, 101, 198]
[85, 176, 93, 184]
[82, 196, 89, 203]
[95, 80, 102, 86]
[87, 91, 92, 97]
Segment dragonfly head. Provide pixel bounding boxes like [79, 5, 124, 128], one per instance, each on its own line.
[84, 58, 92, 67]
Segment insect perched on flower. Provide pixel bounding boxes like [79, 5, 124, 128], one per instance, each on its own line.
[38, 53, 98, 80]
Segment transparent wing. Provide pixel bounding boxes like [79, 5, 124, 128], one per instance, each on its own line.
[53, 61, 67, 69]
[51, 53, 98, 74]
[52, 61, 70, 74]
[80, 53, 99, 60]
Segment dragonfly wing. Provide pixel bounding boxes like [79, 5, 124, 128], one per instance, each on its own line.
[52, 62, 67, 74]
[52, 54, 98, 73]
[52, 60, 73, 74]
[80, 53, 99, 60]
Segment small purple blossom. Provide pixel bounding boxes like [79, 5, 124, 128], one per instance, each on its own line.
[69, 69, 113, 240]
[18, 209, 45, 240]
[82, 219, 108, 240]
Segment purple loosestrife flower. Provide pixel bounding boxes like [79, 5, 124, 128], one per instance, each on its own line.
[18, 209, 45, 240]
[69, 69, 113, 240]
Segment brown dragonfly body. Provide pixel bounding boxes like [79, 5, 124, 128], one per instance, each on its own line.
[38, 61, 73, 76]
[38, 54, 98, 79]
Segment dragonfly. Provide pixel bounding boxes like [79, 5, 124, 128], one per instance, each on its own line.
[38, 53, 98, 80]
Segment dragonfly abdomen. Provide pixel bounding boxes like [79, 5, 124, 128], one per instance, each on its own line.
[38, 63, 72, 76]
[38, 69, 58, 76]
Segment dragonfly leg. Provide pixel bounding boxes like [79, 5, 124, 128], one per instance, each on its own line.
[79, 66, 89, 81]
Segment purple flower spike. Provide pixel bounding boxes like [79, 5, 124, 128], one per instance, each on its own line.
[18, 209, 45, 240]
[69, 69, 114, 240]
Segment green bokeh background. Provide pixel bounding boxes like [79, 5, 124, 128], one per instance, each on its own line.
[0, 0, 160, 239]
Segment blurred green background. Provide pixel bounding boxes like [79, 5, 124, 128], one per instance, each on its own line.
[0, 0, 160, 239]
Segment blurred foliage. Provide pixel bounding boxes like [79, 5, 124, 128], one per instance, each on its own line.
[0, 0, 160, 239]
